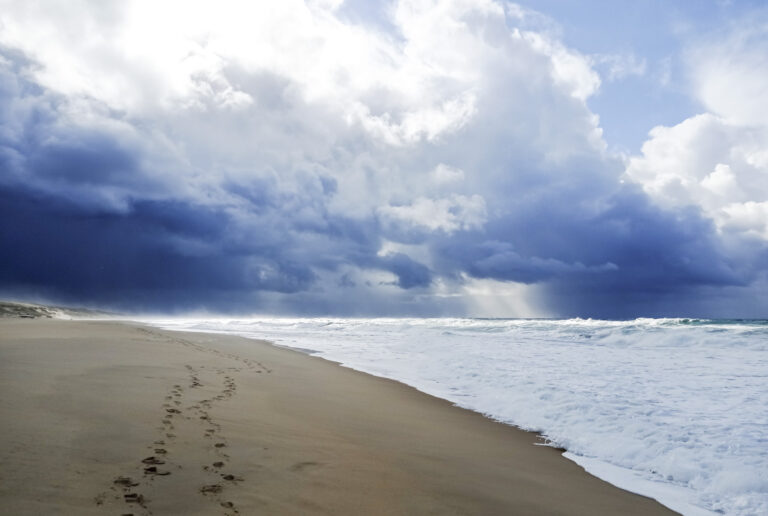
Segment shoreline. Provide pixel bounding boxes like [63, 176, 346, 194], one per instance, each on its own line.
[0, 318, 679, 515]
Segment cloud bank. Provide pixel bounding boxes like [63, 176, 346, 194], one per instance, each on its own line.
[0, 0, 766, 317]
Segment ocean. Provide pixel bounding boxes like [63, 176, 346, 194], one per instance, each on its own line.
[143, 317, 768, 516]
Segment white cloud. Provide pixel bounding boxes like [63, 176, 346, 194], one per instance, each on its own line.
[347, 90, 478, 145]
[687, 21, 768, 126]
[592, 53, 647, 82]
[627, 114, 768, 239]
[720, 201, 768, 240]
[522, 30, 600, 101]
[627, 19, 768, 243]
[431, 163, 465, 184]
[307, 0, 345, 11]
[379, 194, 487, 233]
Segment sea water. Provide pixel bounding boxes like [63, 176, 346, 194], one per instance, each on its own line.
[143, 317, 768, 516]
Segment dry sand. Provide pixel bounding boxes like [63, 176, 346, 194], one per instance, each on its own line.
[0, 318, 678, 515]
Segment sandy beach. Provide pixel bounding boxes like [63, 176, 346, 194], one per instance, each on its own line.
[0, 317, 678, 515]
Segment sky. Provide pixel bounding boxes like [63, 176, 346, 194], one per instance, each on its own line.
[0, 0, 767, 318]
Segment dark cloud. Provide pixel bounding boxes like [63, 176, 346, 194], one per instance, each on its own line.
[377, 253, 433, 289]
[0, 186, 318, 310]
[0, 40, 765, 318]
[427, 177, 754, 317]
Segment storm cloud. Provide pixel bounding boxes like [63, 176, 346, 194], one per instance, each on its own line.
[0, 0, 766, 317]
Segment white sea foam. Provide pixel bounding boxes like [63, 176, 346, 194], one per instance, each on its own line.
[143, 316, 768, 516]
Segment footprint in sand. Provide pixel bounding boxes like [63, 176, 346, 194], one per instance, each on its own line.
[290, 461, 322, 472]
[143, 466, 171, 476]
[199, 484, 223, 494]
[124, 492, 145, 503]
[113, 476, 139, 488]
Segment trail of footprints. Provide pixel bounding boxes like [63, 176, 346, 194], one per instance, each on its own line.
[136, 328, 272, 374]
[99, 335, 271, 516]
[107, 368, 241, 515]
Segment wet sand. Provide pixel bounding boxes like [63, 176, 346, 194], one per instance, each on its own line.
[0, 318, 678, 515]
